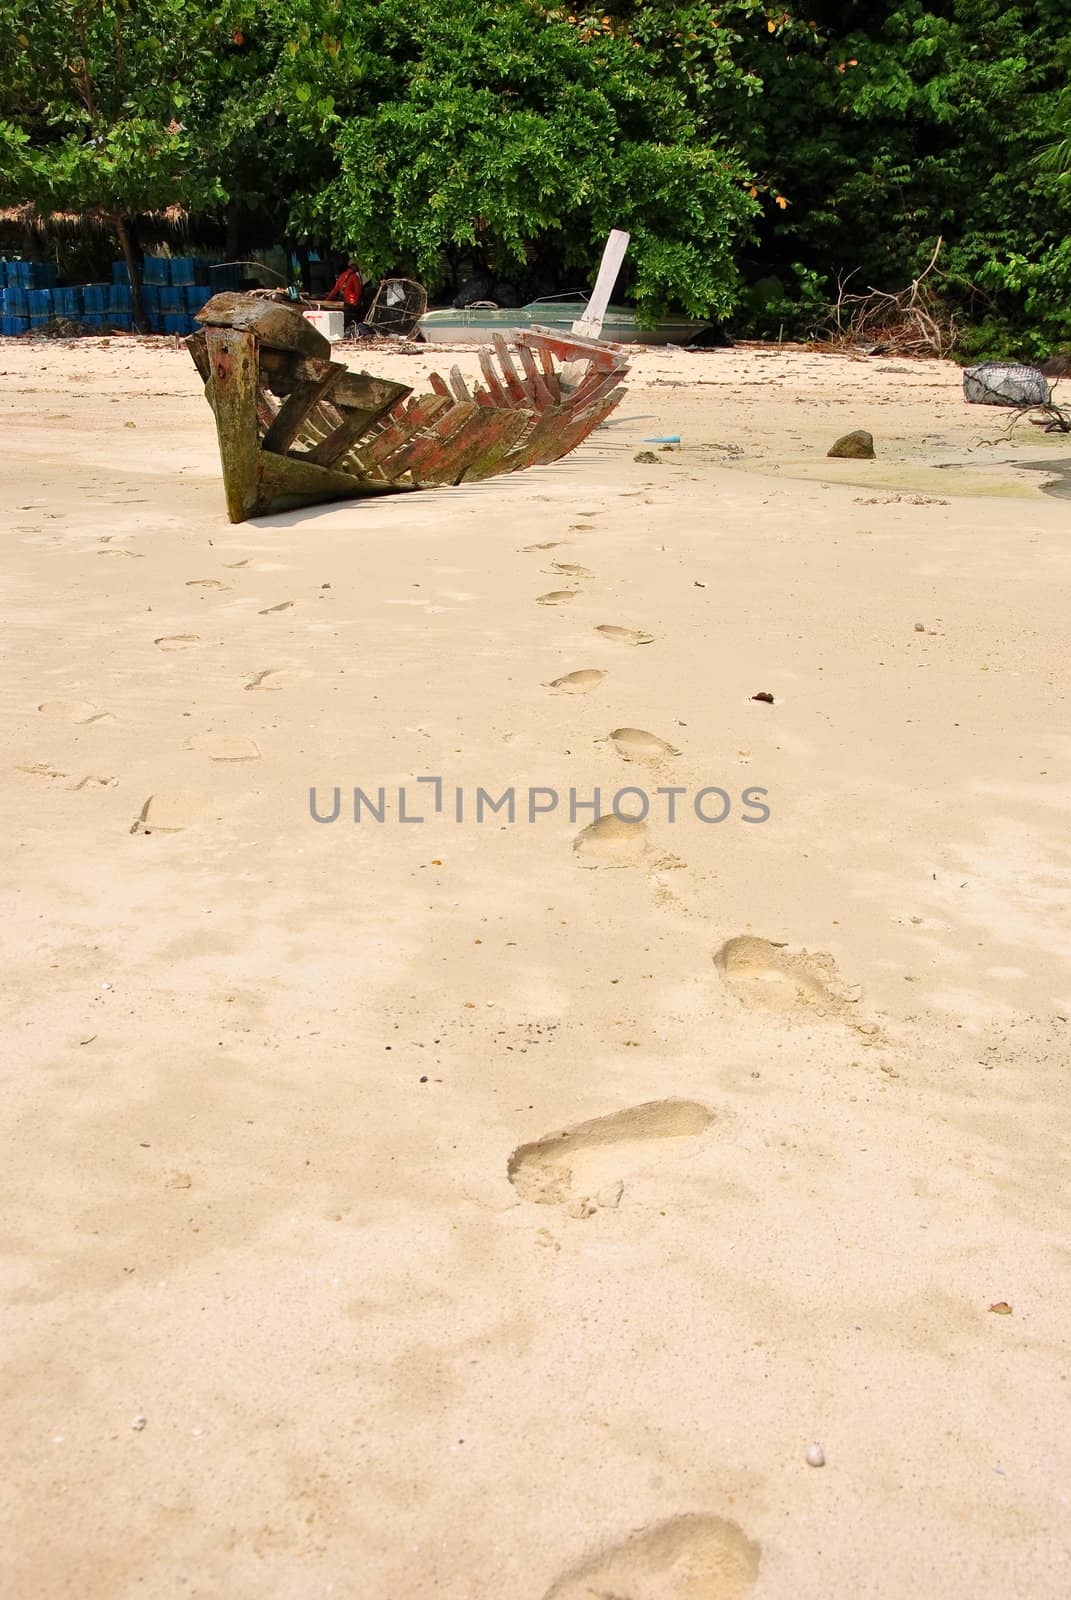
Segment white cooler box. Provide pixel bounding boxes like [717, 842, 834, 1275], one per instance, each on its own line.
[302, 308, 345, 342]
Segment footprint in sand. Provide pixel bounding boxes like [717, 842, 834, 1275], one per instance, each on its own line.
[537, 590, 577, 606]
[186, 733, 261, 762]
[258, 601, 294, 615]
[573, 813, 648, 868]
[715, 935, 876, 1036]
[154, 634, 200, 651]
[551, 562, 593, 578]
[609, 726, 680, 764]
[522, 541, 567, 551]
[185, 578, 229, 590]
[130, 792, 210, 834]
[508, 1099, 716, 1213]
[244, 667, 308, 692]
[548, 669, 605, 695]
[596, 624, 655, 646]
[37, 699, 113, 725]
[543, 1514, 760, 1600]
[70, 774, 117, 790]
[16, 762, 67, 780]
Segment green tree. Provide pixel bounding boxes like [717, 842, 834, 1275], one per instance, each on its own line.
[0, 1, 254, 326]
[273, 0, 761, 318]
[708, 0, 1071, 352]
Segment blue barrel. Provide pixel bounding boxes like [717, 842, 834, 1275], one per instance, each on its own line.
[162, 312, 189, 335]
[53, 287, 83, 317]
[0, 261, 6, 287]
[158, 286, 184, 313]
[109, 311, 133, 331]
[27, 288, 53, 321]
[82, 283, 109, 313]
[4, 286, 28, 317]
[205, 263, 242, 292]
[143, 256, 170, 285]
[26, 262, 56, 288]
[108, 283, 133, 313]
[185, 285, 211, 313]
[169, 256, 195, 286]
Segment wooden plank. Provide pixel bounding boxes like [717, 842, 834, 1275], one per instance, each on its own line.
[460, 411, 535, 482]
[407, 406, 522, 486]
[571, 228, 630, 341]
[353, 394, 452, 477]
[262, 362, 345, 454]
[536, 343, 561, 405]
[522, 328, 627, 370]
[477, 349, 510, 408]
[185, 330, 210, 382]
[301, 382, 412, 467]
[490, 335, 530, 406]
[517, 344, 554, 407]
[196, 292, 331, 358]
[537, 387, 626, 464]
[204, 328, 261, 523]
[387, 401, 480, 479]
[254, 451, 398, 516]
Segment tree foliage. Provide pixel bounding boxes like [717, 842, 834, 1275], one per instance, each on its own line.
[0, 0, 1068, 350]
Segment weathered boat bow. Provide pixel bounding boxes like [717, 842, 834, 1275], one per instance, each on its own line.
[186, 293, 629, 522]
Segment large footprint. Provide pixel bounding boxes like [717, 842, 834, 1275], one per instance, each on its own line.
[543, 1513, 761, 1600]
[715, 935, 877, 1037]
[130, 792, 210, 834]
[574, 813, 648, 868]
[37, 699, 113, 724]
[508, 1099, 715, 1213]
[548, 669, 606, 695]
[596, 624, 655, 646]
[609, 726, 680, 764]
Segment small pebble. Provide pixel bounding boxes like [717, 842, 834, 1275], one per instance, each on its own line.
[914, 622, 925, 632]
[805, 1443, 825, 1467]
[131, 1416, 147, 1432]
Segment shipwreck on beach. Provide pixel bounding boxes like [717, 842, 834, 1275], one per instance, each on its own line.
[186, 293, 630, 523]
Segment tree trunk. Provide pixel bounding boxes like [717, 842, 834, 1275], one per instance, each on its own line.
[115, 214, 149, 333]
[224, 202, 241, 263]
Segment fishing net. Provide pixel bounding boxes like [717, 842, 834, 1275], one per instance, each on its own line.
[363, 278, 427, 338]
[962, 363, 1051, 408]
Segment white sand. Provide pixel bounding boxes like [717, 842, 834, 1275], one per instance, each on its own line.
[2, 332, 1069, 1597]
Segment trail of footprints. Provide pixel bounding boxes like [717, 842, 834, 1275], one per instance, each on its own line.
[527, 513, 880, 1038]
[517, 504, 875, 1573]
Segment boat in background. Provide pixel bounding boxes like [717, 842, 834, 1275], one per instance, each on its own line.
[420, 298, 709, 347]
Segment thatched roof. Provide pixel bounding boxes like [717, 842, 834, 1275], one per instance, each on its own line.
[0, 203, 193, 241]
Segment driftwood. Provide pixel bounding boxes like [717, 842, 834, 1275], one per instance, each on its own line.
[818, 239, 959, 359]
[187, 293, 629, 522]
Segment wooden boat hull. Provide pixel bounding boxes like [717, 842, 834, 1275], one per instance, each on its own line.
[187, 294, 629, 522]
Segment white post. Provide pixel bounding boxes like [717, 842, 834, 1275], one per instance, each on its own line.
[571, 229, 630, 342]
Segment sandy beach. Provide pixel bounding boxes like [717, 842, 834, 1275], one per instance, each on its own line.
[2, 330, 1069, 1598]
